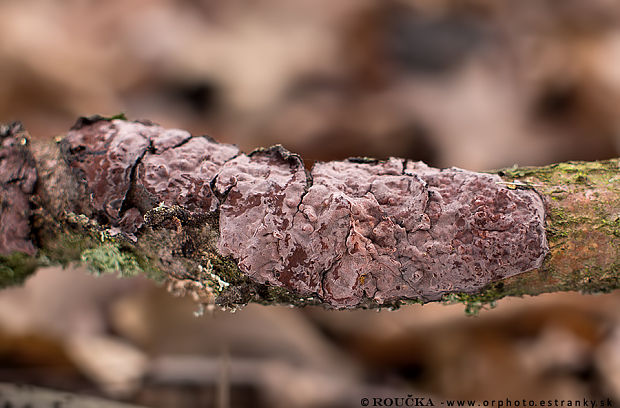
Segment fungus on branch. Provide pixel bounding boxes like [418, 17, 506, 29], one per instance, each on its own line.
[3, 117, 616, 311]
[55, 117, 549, 308]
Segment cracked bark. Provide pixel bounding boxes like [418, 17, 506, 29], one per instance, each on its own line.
[0, 117, 618, 311]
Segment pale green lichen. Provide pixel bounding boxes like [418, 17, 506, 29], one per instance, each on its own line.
[80, 243, 141, 276]
[196, 261, 230, 295]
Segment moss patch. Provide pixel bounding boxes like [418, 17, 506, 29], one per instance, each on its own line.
[442, 286, 503, 316]
[0, 252, 39, 289]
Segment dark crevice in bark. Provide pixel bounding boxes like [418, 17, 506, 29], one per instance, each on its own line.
[205, 141, 243, 207]
[401, 158, 409, 175]
[120, 145, 149, 218]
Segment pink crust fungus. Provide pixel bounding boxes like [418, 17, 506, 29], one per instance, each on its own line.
[61, 117, 239, 234]
[135, 134, 239, 214]
[0, 123, 37, 255]
[62, 119, 548, 308]
[218, 154, 548, 307]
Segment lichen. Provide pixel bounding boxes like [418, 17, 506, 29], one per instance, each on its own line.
[80, 243, 141, 276]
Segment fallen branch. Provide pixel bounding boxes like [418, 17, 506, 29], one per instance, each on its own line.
[0, 116, 618, 311]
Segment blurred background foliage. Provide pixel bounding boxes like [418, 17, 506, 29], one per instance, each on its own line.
[0, 0, 619, 406]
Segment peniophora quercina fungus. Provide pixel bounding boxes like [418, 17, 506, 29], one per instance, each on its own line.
[58, 117, 548, 308]
[0, 122, 37, 256]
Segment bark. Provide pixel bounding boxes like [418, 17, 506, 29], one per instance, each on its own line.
[0, 116, 617, 312]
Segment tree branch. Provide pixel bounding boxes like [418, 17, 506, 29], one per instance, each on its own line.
[0, 117, 617, 311]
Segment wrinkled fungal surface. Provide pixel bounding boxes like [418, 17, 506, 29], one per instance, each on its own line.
[218, 155, 548, 307]
[61, 119, 548, 307]
[0, 123, 37, 255]
[61, 118, 239, 233]
[62, 119, 151, 222]
[404, 161, 548, 300]
[215, 147, 311, 292]
[136, 136, 239, 214]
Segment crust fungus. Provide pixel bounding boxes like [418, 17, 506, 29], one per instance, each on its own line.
[216, 154, 548, 307]
[62, 118, 239, 234]
[0, 123, 37, 256]
[61, 119, 549, 308]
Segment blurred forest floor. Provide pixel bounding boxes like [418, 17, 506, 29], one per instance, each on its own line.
[0, 0, 619, 407]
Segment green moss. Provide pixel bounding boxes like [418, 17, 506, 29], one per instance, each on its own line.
[401, 298, 425, 306]
[496, 159, 618, 186]
[207, 254, 244, 285]
[132, 251, 166, 282]
[592, 202, 620, 240]
[107, 113, 127, 121]
[547, 207, 589, 230]
[442, 288, 502, 316]
[596, 216, 620, 238]
[574, 172, 588, 184]
[260, 285, 304, 305]
[495, 164, 554, 183]
[39, 231, 101, 266]
[0, 252, 39, 289]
